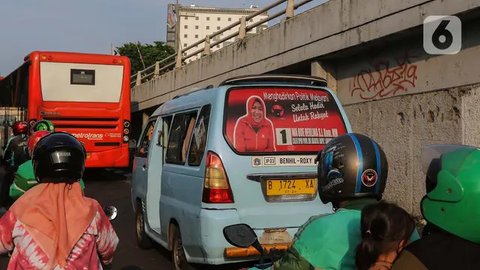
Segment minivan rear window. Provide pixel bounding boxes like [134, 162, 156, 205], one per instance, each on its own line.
[224, 87, 347, 154]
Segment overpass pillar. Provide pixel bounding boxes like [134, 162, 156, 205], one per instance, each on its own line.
[311, 60, 336, 92]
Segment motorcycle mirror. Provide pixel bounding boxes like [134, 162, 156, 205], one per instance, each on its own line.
[103, 206, 118, 221]
[223, 224, 263, 255]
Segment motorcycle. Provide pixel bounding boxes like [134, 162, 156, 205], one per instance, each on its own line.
[223, 224, 285, 269]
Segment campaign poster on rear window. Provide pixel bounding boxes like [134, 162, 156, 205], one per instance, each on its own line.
[224, 87, 348, 154]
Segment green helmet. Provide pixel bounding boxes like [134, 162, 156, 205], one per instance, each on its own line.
[33, 120, 55, 132]
[421, 145, 480, 244]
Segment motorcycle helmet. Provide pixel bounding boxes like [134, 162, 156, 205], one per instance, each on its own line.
[12, 121, 28, 136]
[32, 132, 86, 184]
[317, 133, 388, 204]
[27, 131, 51, 157]
[421, 144, 480, 244]
[33, 120, 55, 132]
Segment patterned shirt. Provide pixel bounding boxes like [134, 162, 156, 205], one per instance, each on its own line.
[0, 205, 119, 269]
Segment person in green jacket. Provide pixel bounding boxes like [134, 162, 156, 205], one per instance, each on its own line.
[270, 133, 391, 270]
[9, 126, 85, 200]
[391, 145, 480, 270]
[31, 119, 55, 133]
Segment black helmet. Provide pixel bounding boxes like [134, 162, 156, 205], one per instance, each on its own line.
[317, 133, 388, 204]
[32, 132, 86, 184]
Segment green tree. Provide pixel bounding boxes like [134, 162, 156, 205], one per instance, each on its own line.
[116, 41, 175, 76]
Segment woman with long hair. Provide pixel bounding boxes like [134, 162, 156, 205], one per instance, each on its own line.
[356, 201, 416, 270]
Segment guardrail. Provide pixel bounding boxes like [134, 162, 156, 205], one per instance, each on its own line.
[130, 0, 315, 87]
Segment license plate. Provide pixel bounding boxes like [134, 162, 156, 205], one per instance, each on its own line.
[266, 179, 317, 196]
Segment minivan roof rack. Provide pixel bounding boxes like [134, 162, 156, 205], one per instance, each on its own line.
[172, 84, 214, 99]
[219, 74, 327, 87]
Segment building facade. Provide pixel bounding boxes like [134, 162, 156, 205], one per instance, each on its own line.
[166, 4, 268, 62]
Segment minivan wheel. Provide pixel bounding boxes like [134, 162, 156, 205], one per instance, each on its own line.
[171, 225, 189, 270]
[135, 202, 153, 249]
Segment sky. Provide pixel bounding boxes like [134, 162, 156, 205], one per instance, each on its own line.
[0, 0, 324, 76]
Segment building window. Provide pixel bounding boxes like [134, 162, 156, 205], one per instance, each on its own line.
[195, 16, 199, 20]
[206, 17, 210, 21]
[216, 45, 220, 49]
[217, 17, 221, 21]
[184, 34, 188, 38]
[228, 17, 232, 21]
[183, 43, 187, 48]
[195, 34, 198, 38]
[184, 17, 188, 20]
[206, 26, 210, 30]
[184, 25, 188, 29]
[195, 25, 199, 29]
[217, 26, 220, 30]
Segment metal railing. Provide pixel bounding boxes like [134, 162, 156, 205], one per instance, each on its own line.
[130, 0, 315, 87]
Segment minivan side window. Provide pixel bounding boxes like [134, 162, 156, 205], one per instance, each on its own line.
[158, 115, 172, 148]
[188, 105, 211, 166]
[166, 111, 198, 164]
[137, 119, 156, 157]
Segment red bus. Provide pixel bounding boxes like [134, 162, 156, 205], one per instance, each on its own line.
[0, 51, 131, 168]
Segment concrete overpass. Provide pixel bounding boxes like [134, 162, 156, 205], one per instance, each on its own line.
[131, 0, 480, 215]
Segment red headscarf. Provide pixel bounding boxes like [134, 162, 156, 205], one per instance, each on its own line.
[243, 95, 269, 130]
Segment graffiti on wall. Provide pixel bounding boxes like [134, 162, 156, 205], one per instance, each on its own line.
[350, 52, 418, 100]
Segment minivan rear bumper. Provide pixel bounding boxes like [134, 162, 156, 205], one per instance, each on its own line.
[196, 208, 296, 265]
[197, 208, 244, 264]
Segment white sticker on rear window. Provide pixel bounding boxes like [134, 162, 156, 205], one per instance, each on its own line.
[251, 155, 317, 167]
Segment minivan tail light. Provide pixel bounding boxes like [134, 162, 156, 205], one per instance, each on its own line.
[203, 151, 234, 203]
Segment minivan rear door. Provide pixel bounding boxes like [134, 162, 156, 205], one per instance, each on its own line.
[221, 85, 351, 229]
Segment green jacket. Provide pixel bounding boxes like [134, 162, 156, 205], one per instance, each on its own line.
[9, 160, 85, 200]
[249, 199, 380, 270]
[254, 199, 420, 270]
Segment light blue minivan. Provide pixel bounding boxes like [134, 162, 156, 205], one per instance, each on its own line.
[131, 75, 352, 269]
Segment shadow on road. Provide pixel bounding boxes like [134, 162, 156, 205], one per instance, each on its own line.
[83, 168, 130, 182]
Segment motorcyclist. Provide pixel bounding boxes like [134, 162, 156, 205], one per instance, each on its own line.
[3, 121, 29, 170]
[0, 132, 118, 269]
[391, 145, 480, 269]
[270, 133, 391, 270]
[0, 121, 29, 207]
[9, 130, 86, 200]
[32, 119, 55, 132]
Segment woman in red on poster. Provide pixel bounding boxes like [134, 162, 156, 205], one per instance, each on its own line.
[233, 95, 276, 152]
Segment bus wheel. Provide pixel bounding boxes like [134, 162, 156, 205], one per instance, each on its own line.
[135, 201, 152, 249]
[171, 224, 188, 270]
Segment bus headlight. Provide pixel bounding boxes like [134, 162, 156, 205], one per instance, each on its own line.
[123, 135, 129, 142]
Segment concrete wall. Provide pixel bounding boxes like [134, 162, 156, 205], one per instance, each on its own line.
[344, 85, 480, 215]
[336, 19, 480, 215]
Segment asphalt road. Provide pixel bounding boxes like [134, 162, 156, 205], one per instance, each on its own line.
[82, 169, 174, 270]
